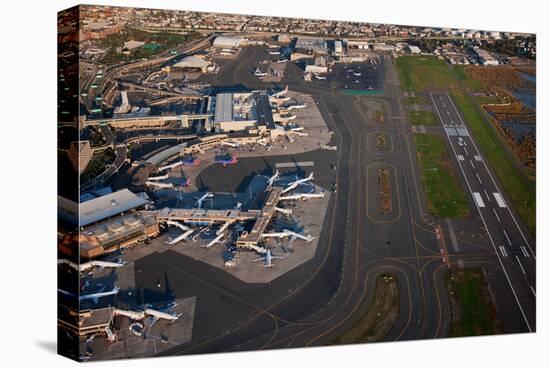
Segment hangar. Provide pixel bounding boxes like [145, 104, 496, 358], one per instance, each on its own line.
[172, 55, 210, 73]
[212, 36, 246, 49]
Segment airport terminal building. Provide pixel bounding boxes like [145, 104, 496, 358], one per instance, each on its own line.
[58, 189, 160, 259]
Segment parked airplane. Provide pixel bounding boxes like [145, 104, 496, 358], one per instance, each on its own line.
[146, 173, 169, 181]
[203, 233, 224, 248]
[270, 85, 289, 98]
[181, 155, 200, 167]
[175, 178, 192, 188]
[254, 249, 283, 267]
[195, 192, 213, 208]
[282, 172, 314, 194]
[80, 286, 121, 304]
[279, 192, 325, 201]
[167, 229, 195, 245]
[215, 154, 238, 166]
[266, 169, 279, 188]
[221, 140, 240, 148]
[146, 181, 174, 189]
[254, 68, 267, 77]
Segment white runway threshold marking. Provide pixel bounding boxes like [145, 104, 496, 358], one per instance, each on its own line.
[493, 192, 507, 208]
[473, 192, 485, 208]
[276, 161, 315, 168]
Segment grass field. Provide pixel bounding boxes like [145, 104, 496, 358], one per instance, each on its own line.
[403, 96, 427, 105]
[408, 110, 436, 125]
[447, 269, 501, 336]
[414, 133, 470, 218]
[451, 92, 536, 232]
[330, 274, 398, 344]
[396, 56, 463, 91]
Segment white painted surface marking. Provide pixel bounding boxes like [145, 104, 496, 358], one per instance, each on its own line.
[499, 246, 508, 257]
[503, 230, 513, 247]
[473, 192, 485, 208]
[493, 208, 501, 222]
[515, 256, 526, 275]
[493, 192, 507, 208]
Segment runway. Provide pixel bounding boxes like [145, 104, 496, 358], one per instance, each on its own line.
[430, 92, 535, 331]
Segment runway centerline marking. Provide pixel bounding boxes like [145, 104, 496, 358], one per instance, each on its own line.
[493, 208, 501, 222]
[515, 256, 526, 275]
[503, 229, 513, 247]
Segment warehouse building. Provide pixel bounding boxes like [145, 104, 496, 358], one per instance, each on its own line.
[212, 36, 246, 49]
[171, 55, 210, 73]
[295, 37, 328, 54]
[305, 56, 329, 74]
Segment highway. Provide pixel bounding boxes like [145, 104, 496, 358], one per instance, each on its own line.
[430, 92, 536, 331]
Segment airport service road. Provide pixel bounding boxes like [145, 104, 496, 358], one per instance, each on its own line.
[430, 92, 536, 332]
